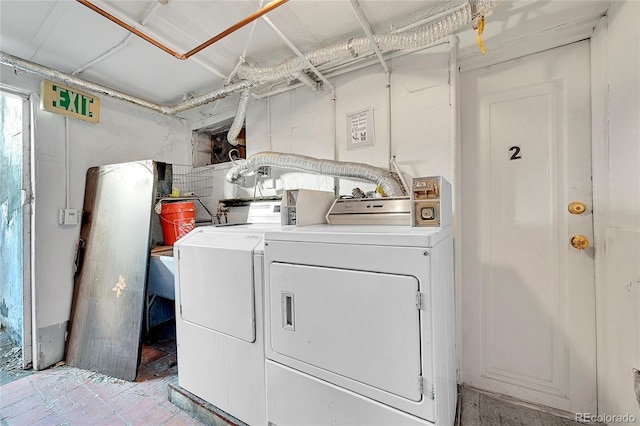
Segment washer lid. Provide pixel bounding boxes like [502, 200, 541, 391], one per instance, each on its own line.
[177, 231, 262, 342]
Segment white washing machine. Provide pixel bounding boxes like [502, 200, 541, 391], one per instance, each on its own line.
[263, 224, 456, 426]
[174, 201, 283, 426]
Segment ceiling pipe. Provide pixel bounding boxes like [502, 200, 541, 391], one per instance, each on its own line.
[76, 0, 182, 59]
[72, 1, 164, 75]
[253, 39, 450, 99]
[182, 0, 288, 59]
[349, 0, 389, 73]
[238, 1, 479, 83]
[0, 51, 256, 115]
[75, 0, 227, 79]
[394, 2, 470, 32]
[75, 0, 288, 60]
[260, 15, 334, 91]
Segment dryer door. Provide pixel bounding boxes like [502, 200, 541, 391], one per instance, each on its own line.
[178, 232, 261, 342]
[269, 262, 422, 401]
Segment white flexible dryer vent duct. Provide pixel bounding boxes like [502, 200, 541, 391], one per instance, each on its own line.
[226, 151, 405, 197]
[237, 0, 500, 83]
[227, 87, 251, 145]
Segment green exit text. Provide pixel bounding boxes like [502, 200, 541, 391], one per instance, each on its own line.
[51, 85, 94, 117]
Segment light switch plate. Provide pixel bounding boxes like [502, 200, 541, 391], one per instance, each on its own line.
[59, 208, 79, 225]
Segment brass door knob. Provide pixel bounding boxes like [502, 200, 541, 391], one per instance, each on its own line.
[570, 235, 590, 250]
[568, 202, 587, 215]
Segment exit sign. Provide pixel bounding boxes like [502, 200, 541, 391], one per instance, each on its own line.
[41, 80, 100, 124]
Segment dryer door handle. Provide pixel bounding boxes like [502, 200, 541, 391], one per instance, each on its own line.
[282, 292, 295, 331]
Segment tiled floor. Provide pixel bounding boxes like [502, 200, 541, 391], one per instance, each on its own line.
[0, 323, 203, 426]
[1, 323, 598, 426]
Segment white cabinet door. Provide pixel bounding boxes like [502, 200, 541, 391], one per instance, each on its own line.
[461, 41, 596, 413]
[269, 262, 422, 401]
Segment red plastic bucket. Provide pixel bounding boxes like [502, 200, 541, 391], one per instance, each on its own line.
[159, 201, 196, 246]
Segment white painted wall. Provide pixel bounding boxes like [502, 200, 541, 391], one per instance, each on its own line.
[217, 43, 454, 203]
[596, 0, 640, 419]
[0, 66, 192, 368]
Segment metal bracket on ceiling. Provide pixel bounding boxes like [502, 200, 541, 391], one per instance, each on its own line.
[260, 15, 334, 92]
[349, 0, 389, 73]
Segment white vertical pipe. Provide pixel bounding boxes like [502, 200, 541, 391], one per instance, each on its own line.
[332, 89, 339, 196]
[387, 71, 395, 190]
[21, 93, 33, 369]
[28, 93, 39, 369]
[448, 34, 463, 381]
[64, 117, 70, 210]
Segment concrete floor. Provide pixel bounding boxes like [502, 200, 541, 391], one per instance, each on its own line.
[1, 322, 595, 426]
[457, 387, 599, 426]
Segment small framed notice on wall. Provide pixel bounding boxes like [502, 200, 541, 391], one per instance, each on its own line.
[346, 106, 375, 150]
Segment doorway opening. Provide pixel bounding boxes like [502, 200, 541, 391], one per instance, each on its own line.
[0, 89, 31, 383]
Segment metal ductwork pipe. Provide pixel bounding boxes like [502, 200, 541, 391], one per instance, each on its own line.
[227, 87, 251, 145]
[237, 0, 493, 83]
[226, 151, 405, 197]
[0, 51, 256, 115]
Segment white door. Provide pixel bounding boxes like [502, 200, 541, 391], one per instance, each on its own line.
[460, 41, 596, 413]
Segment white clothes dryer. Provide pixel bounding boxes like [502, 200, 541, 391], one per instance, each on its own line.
[263, 224, 456, 426]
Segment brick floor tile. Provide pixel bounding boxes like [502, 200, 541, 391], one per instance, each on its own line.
[83, 380, 133, 402]
[116, 395, 162, 423]
[2, 403, 51, 425]
[67, 406, 122, 426]
[29, 373, 69, 394]
[0, 393, 44, 419]
[140, 346, 169, 365]
[89, 414, 127, 426]
[61, 385, 97, 406]
[23, 411, 65, 426]
[160, 400, 181, 416]
[103, 387, 141, 413]
[0, 376, 31, 394]
[130, 403, 174, 425]
[149, 354, 178, 375]
[163, 410, 204, 426]
[0, 381, 37, 407]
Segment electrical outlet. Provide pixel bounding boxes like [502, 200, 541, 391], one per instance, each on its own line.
[59, 208, 79, 225]
[257, 166, 271, 178]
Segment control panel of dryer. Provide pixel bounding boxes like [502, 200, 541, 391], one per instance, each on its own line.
[411, 176, 452, 227]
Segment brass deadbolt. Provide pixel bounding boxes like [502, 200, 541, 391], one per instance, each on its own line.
[568, 202, 587, 215]
[570, 235, 590, 250]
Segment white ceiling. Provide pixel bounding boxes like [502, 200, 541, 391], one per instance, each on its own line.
[0, 0, 609, 115]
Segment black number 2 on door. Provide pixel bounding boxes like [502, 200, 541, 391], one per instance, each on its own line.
[509, 146, 522, 160]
